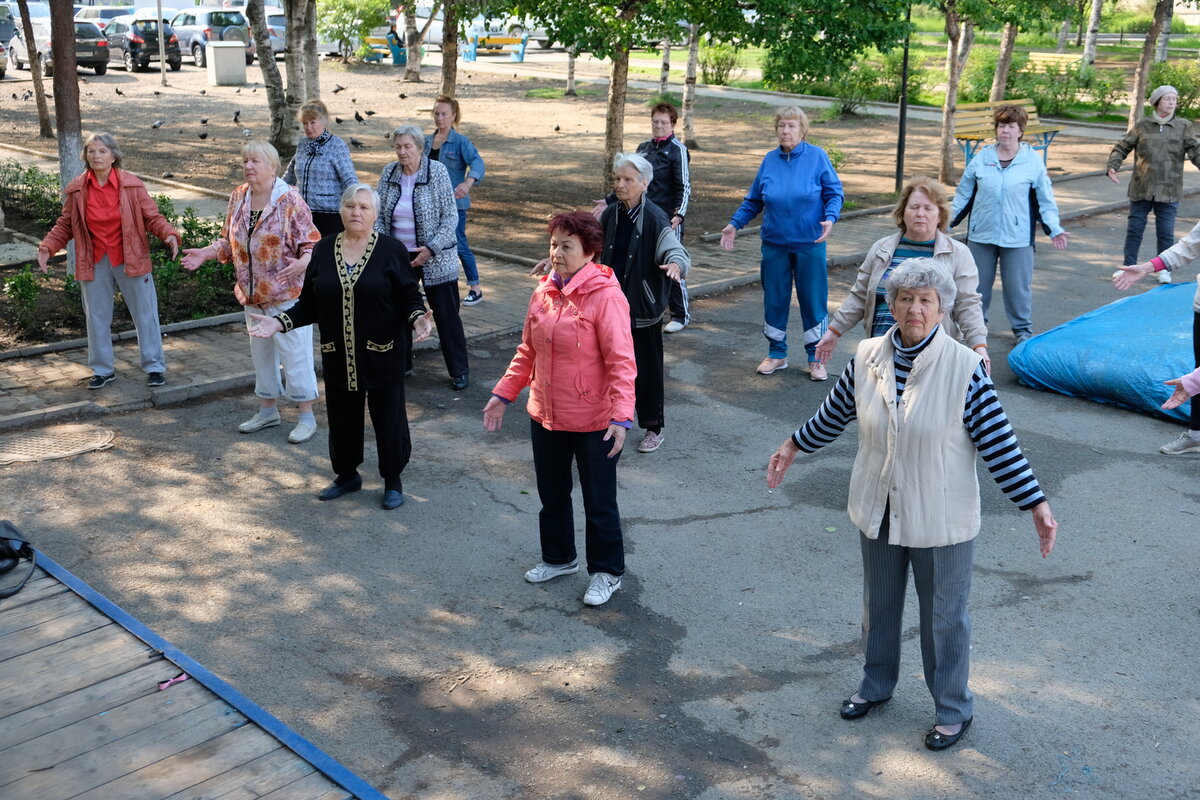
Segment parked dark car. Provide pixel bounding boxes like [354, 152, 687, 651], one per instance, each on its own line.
[0, 4, 16, 50]
[105, 15, 181, 72]
[9, 19, 108, 76]
[169, 8, 253, 68]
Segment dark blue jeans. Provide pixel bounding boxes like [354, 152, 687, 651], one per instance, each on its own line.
[1124, 200, 1178, 266]
[456, 209, 479, 286]
[530, 420, 624, 576]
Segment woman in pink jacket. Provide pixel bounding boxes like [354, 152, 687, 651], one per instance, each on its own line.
[483, 211, 637, 607]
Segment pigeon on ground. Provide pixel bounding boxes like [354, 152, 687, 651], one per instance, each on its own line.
[152, 120, 164, 129]
[115, 87, 124, 95]
[332, 84, 346, 93]
[233, 110, 241, 123]
[398, 93, 407, 99]
[198, 132, 209, 140]
[335, 117, 344, 124]
[365, 110, 376, 116]
[349, 137, 364, 148]
[354, 110, 365, 123]
[200, 118, 208, 124]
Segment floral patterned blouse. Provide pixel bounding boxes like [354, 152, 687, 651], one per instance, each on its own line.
[215, 177, 321, 307]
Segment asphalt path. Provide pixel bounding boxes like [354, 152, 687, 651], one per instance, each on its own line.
[3, 201, 1199, 798]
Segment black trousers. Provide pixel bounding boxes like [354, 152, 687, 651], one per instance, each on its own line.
[311, 212, 345, 237]
[1192, 312, 1200, 431]
[325, 384, 410, 488]
[632, 323, 664, 431]
[406, 266, 469, 379]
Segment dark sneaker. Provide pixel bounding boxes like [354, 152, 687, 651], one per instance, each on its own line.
[146, 372, 165, 387]
[451, 374, 469, 391]
[463, 289, 483, 306]
[88, 374, 116, 390]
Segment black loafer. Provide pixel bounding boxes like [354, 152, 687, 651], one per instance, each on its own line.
[451, 374, 469, 391]
[317, 475, 362, 501]
[381, 489, 405, 510]
[840, 695, 891, 720]
[925, 717, 972, 751]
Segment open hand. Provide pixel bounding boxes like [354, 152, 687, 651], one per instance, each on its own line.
[483, 396, 506, 432]
[1051, 231, 1069, 250]
[659, 262, 681, 282]
[529, 258, 552, 277]
[815, 220, 833, 243]
[720, 224, 737, 251]
[247, 312, 283, 338]
[602, 424, 626, 458]
[413, 310, 433, 342]
[1113, 262, 1152, 291]
[1162, 378, 1192, 410]
[766, 438, 800, 489]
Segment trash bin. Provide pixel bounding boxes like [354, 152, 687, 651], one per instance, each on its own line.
[206, 41, 247, 86]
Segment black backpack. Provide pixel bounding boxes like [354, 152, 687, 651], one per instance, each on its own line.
[0, 521, 36, 599]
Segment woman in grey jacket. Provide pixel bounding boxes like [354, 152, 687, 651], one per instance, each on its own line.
[376, 124, 469, 390]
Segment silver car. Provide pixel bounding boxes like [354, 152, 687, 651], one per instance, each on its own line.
[9, 18, 108, 77]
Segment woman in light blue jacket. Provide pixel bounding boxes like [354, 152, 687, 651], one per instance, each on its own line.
[949, 105, 1069, 343]
[425, 95, 486, 305]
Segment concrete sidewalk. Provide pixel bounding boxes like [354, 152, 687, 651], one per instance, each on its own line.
[3, 164, 1197, 429]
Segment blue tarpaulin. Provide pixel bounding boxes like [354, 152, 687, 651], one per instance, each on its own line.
[1008, 282, 1193, 421]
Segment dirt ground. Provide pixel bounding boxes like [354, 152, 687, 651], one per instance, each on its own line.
[0, 57, 1115, 264]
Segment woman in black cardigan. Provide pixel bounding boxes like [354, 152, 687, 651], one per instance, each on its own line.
[250, 184, 433, 510]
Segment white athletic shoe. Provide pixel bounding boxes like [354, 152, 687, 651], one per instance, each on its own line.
[525, 560, 580, 583]
[583, 572, 622, 606]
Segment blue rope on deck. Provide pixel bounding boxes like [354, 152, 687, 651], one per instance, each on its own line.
[34, 549, 391, 800]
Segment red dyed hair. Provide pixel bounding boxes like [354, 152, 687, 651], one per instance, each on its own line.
[547, 211, 603, 258]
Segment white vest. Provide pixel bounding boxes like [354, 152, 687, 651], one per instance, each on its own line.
[847, 326, 983, 548]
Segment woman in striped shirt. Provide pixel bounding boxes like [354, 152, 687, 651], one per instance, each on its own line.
[767, 257, 1058, 752]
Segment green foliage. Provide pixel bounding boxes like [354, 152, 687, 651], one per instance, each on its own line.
[1086, 67, 1128, 116]
[876, 49, 930, 104]
[829, 61, 882, 116]
[1103, 10, 1192, 35]
[809, 137, 847, 171]
[958, 49, 1032, 103]
[1149, 61, 1200, 117]
[1013, 63, 1083, 117]
[3, 266, 41, 331]
[316, 0, 385, 61]
[0, 159, 65, 228]
[526, 86, 598, 99]
[646, 91, 682, 108]
[699, 43, 742, 86]
[755, 0, 910, 84]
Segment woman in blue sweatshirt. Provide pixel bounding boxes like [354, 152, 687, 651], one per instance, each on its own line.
[721, 106, 844, 380]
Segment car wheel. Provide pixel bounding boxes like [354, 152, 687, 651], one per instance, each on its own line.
[37, 53, 50, 78]
[123, 50, 136, 72]
[0, 67, 5, 79]
[168, 58, 181, 71]
[193, 43, 205, 68]
[244, 53, 254, 65]
[93, 62, 106, 76]
[8, 43, 20, 71]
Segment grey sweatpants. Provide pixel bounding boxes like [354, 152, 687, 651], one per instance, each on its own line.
[80, 255, 165, 377]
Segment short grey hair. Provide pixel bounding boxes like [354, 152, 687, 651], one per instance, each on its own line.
[612, 152, 653, 183]
[885, 257, 957, 311]
[391, 124, 425, 150]
[242, 140, 281, 175]
[83, 132, 124, 171]
[340, 183, 380, 215]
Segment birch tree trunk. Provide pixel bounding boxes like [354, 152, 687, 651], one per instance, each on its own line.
[938, 2, 963, 184]
[246, 0, 294, 159]
[1155, 4, 1173, 62]
[301, 0, 319, 98]
[990, 22, 1018, 102]
[565, 44, 577, 97]
[1055, 20, 1070, 53]
[604, 45, 630, 189]
[1082, 0, 1103, 67]
[15, 0, 52, 138]
[957, 20, 974, 75]
[682, 23, 698, 148]
[403, 4, 423, 81]
[1129, 0, 1171, 130]
[659, 40, 670, 95]
[440, 1, 458, 97]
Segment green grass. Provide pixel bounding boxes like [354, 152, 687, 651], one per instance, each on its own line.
[525, 87, 599, 99]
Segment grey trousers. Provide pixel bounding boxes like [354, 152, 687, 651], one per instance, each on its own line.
[80, 255, 165, 377]
[967, 241, 1035, 337]
[858, 527, 975, 725]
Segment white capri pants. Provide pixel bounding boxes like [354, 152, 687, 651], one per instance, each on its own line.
[244, 300, 318, 403]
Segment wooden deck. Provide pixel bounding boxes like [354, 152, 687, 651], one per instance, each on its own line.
[0, 553, 388, 800]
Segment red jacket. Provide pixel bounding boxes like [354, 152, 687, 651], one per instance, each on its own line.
[40, 169, 179, 282]
[493, 262, 636, 432]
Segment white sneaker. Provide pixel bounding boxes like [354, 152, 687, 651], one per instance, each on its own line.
[664, 320, 686, 333]
[809, 361, 828, 381]
[238, 410, 281, 433]
[1158, 269, 1173, 284]
[583, 572, 622, 606]
[525, 560, 579, 583]
[288, 421, 317, 443]
[1160, 431, 1200, 455]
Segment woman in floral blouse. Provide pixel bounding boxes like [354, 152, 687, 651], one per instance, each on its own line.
[284, 99, 359, 237]
[182, 141, 322, 443]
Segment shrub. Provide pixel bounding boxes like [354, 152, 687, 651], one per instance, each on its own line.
[3, 266, 41, 331]
[1148, 61, 1200, 116]
[877, 49, 930, 104]
[0, 159, 65, 228]
[1087, 68, 1128, 115]
[315, 0, 385, 62]
[959, 50, 1029, 103]
[1013, 63, 1082, 116]
[810, 137, 847, 171]
[828, 61, 882, 116]
[699, 43, 741, 86]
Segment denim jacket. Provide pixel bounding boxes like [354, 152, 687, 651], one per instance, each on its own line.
[949, 143, 1064, 248]
[423, 128, 484, 211]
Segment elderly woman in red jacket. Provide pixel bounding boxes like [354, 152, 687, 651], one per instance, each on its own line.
[38, 133, 180, 390]
[483, 211, 637, 608]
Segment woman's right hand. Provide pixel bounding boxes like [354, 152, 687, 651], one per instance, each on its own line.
[483, 396, 506, 432]
[1106, 168, 1119, 184]
[36, 247, 50, 273]
[180, 246, 212, 272]
[1113, 262, 1153, 290]
[814, 330, 839, 363]
[529, 258, 551, 277]
[590, 198, 607, 220]
[720, 224, 737, 251]
[1162, 378, 1192, 410]
[766, 438, 800, 489]
[246, 312, 283, 338]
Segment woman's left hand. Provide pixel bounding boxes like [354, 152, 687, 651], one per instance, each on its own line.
[814, 220, 833, 244]
[659, 262, 682, 282]
[279, 251, 310, 285]
[165, 235, 180, 260]
[454, 181, 472, 200]
[1162, 378, 1191, 410]
[411, 247, 432, 268]
[766, 438, 800, 489]
[483, 396, 507, 432]
[603, 424, 626, 458]
[1051, 232, 1069, 251]
[975, 346, 991, 375]
[413, 310, 434, 342]
[247, 312, 283, 338]
[1031, 500, 1057, 558]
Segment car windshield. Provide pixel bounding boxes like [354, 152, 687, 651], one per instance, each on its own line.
[101, 9, 126, 18]
[267, 14, 284, 26]
[210, 11, 245, 26]
[22, 2, 51, 16]
[74, 21, 102, 39]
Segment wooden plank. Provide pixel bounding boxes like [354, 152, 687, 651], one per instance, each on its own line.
[0, 660, 177, 750]
[160, 747, 315, 800]
[71, 724, 281, 800]
[0, 574, 69, 609]
[0, 606, 111, 661]
[0, 679, 215, 787]
[2, 698, 246, 800]
[256, 770, 353, 800]
[0, 590, 91, 636]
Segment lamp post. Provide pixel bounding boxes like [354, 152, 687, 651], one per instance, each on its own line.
[895, 1, 912, 194]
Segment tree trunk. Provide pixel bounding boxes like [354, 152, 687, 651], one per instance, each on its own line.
[604, 45, 631, 189]
[565, 44, 577, 96]
[957, 20, 974, 75]
[658, 39, 670, 96]
[15, 0, 52, 138]
[682, 23, 699, 148]
[440, 1, 458, 97]
[403, 3, 423, 81]
[1074, 0, 1085, 46]
[1055, 20, 1070, 53]
[1155, 4, 1173, 62]
[1083, 0, 1103, 66]
[48, 0, 81, 177]
[1129, 0, 1171, 130]
[246, 0, 293, 159]
[283, 0, 314, 104]
[938, 1, 962, 184]
[990, 22, 1018, 102]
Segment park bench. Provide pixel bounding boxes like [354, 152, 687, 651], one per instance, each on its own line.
[363, 35, 405, 65]
[1021, 51, 1083, 73]
[462, 33, 528, 62]
[953, 98, 1063, 166]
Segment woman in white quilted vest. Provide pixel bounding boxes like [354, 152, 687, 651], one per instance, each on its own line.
[765, 257, 1059, 752]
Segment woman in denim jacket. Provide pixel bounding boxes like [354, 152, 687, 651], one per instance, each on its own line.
[424, 95, 486, 305]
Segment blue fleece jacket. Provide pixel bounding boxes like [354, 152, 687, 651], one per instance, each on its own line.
[729, 143, 844, 249]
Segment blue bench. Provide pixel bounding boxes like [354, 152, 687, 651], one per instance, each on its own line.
[463, 34, 528, 63]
